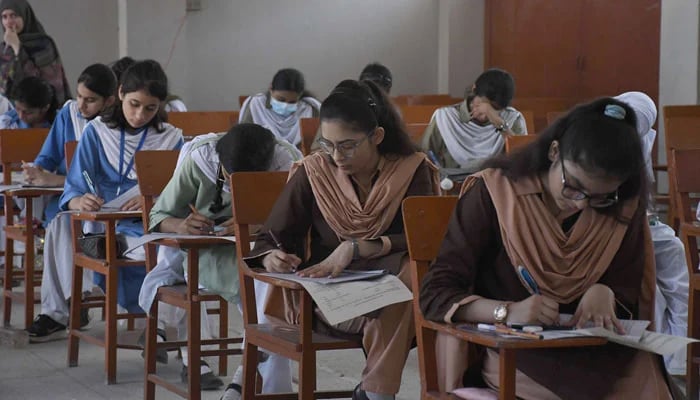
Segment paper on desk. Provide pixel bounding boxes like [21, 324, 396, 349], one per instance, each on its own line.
[122, 232, 236, 255]
[262, 273, 412, 325]
[579, 328, 699, 356]
[101, 185, 141, 211]
[265, 269, 387, 285]
[555, 313, 649, 340]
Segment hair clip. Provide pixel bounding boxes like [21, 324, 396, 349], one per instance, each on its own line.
[604, 104, 626, 120]
[367, 97, 377, 108]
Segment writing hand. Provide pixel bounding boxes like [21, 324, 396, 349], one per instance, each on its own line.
[565, 284, 625, 334]
[507, 294, 559, 325]
[262, 249, 301, 273]
[120, 195, 142, 211]
[76, 193, 104, 211]
[296, 241, 353, 278]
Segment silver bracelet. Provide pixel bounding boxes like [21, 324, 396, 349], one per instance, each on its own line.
[350, 239, 360, 261]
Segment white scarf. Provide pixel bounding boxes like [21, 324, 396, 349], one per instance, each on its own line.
[187, 134, 302, 193]
[434, 103, 522, 169]
[66, 100, 88, 140]
[613, 92, 657, 183]
[240, 92, 320, 146]
[89, 117, 183, 180]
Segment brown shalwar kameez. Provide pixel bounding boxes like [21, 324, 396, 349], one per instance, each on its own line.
[420, 176, 672, 400]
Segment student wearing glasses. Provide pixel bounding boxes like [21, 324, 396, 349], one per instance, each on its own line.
[246, 79, 439, 400]
[420, 98, 673, 399]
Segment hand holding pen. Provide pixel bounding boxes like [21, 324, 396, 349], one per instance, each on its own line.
[70, 170, 104, 211]
[181, 204, 215, 235]
[262, 230, 301, 273]
[504, 265, 559, 326]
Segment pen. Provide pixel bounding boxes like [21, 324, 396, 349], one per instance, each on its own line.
[517, 265, 540, 295]
[188, 204, 214, 234]
[268, 230, 295, 272]
[82, 170, 98, 196]
[494, 324, 543, 340]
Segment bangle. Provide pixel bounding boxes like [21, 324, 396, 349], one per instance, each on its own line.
[350, 239, 360, 261]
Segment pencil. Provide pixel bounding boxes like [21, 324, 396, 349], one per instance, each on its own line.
[495, 325, 543, 340]
[188, 204, 213, 234]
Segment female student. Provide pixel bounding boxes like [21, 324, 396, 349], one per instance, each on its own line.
[359, 62, 393, 94]
[139, 123, 302, 394]
[246, 79, 439, 400]
[27, 60, 183, 341]
[110, 56, 187, 112]
[0, 0, 71, 104]
[22, 63, 116, 224]
[420, 98, 673, 399]
[421, 68, 527, 171]
[0, 75, 56, 128]
[238, 68, 320, 147]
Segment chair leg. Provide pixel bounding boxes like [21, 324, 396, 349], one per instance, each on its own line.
[188, 299, 202, 400]
[24, 233, 36, 330]
[218, 299, 228, 376]
[144, 299, 159, 400]
[3, 232, 14, 327]
[67, 263, 83, 368]
[298, 349, 317, 400]
[105, 268, 118, 384]
[242, 339, 259, 399]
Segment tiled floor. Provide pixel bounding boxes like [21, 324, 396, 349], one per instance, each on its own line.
[0, 297, 421, 400]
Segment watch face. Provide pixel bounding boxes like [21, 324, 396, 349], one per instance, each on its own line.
[495, 304, 507, 321]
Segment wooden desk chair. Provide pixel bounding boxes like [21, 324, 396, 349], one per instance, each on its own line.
[661, 105, 700, 230]
[402, 196, 608, 400]
[400, 105, 442, 124]
[511, 98, 579, 133]
[300, 117, 320, 156]
[167, 111, 239, 140]
[669, 148, 700, 399]
[140, 150, 242, 400]
[239, 95, 249, 108]
[394, 94, 462, 106]
[406, 123, 429, 145]
[519, 110, 535, 134]
[64, 141, 77, 171]
[505, 135, 537, 154]
[1, 128, 50, 328]
[230, 171, 364, 399]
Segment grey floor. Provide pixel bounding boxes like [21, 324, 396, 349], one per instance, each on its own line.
[0, 296, 421, 400]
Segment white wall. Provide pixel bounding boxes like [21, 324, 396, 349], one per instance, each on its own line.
[182, 0, 441, 110]
[29, 0, 119, 98]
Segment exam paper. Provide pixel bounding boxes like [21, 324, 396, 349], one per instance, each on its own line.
[265, 269, 387, 285]
[263, 273, 412, 325]
[122, 232, 236, 255]
[101, 185, 141, 211]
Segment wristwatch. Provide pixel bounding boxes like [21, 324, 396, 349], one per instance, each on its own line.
[495, 120, 509, 132]
[493, 303, 509, 323]
[350, 239, 360, 261]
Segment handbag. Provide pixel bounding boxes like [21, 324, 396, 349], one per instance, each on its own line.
[78, 233, 128, 259]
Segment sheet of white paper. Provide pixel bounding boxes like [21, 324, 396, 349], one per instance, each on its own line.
[558, 313, 650, 341]
[262, 273, 412, 325]
[265, 269, 387, 285]
[0, 183, 22, 192]
[580, 328, 699, 356]
[122, 232, 236, 255]
[101, 185, 142, 211]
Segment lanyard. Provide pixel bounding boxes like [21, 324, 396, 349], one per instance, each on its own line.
[117, 127, 148, 196]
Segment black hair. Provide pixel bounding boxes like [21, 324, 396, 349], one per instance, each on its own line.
[270, 68, 313, 98]
[483, 97, 647, 218]
[9, 76, 58, 123]
[359, 62, 393, 93]
[209, 123, 277, 213]
[77, 63, 117, 99]
[320, 79, 414, 157]
[109, 56, 136, 84]
[466, 68, 515, 110]
[102, 59, 169, 132]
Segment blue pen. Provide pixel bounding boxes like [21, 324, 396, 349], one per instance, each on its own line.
[517, 265, 540, 295]
[427, 150, 442, 169]
[82, 170, 99, 197]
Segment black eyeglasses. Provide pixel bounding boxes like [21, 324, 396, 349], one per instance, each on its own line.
[317, 131, 375, 159]
[560, 154, 619, 208]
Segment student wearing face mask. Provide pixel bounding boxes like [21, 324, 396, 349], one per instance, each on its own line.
[421, 68, 527, 172]
[238, 68, 320, 147]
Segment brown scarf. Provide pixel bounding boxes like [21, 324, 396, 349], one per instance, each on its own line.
[461, 168, 642, 304]
[289, 152, 437, 240]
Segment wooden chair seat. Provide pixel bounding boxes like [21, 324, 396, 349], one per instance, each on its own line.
[155, 284, 228, 305]
[247, 323, 361, 354]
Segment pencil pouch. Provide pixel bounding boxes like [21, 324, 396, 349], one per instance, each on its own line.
[78, 233, 128, 259]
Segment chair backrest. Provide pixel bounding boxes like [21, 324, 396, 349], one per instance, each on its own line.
[230, 171, 289, 324]
[406, 123, 429, 145]
[300, 117, 320, 156]
[519, 110, 535, 134]
[511, 97, 579, 133]
[134, 150, 180, 268]
[505, 134, 537, 154]
[167, 111, 239, 138]
[0, 128, 49, 184]
[394, 94, 462, 106]
[670, 148, 700, 224]
[400, 105, 442, 124]
[238, 95, 249, 108]
[64, 140, 78, 172]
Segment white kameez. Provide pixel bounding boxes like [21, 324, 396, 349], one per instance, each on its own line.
[239, 93, 320, 146]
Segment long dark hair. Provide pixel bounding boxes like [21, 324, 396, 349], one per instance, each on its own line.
[77, 63, 117, 99]
[102, 59, 168, 132]
[209, 123, 277, 213]
[466, 68, 515, 109]
[359, 62, 393, 93]
[270, 68, 314, 99]
[10, 76, 58, 123]
[320, 79, 414, 157]
[483, 97, 647, 217]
